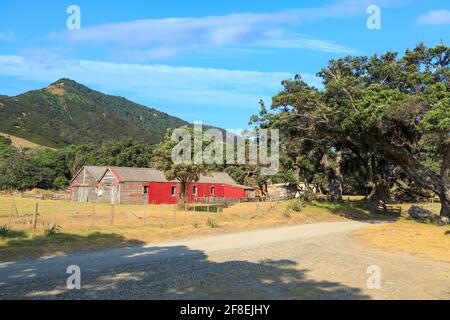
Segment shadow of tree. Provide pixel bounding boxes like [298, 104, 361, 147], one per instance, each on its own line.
[3, 245, 372, 300]
[0, 232, 144, 262]
[0, 228, 27, 239]
[309, 201, 400, 222]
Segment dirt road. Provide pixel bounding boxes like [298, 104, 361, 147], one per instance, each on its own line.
[1, 221, 449, 299]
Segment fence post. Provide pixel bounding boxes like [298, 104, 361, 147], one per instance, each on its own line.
[8, 201, 14, 227]
[32, 203, 39, 229]
[173, 204, 176, 225]
[144, 202, 148, 226]
[92, 203, 96, 227]
[110, 204, 114, 225]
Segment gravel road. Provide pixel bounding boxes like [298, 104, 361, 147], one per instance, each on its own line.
[0, 221, 449, 299]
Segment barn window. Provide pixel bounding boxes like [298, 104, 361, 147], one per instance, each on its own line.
[143, 186, 148, 194]
[171, 186, 176, 196]
[193, 186, 198, 195]
[210, 186, 215, 196]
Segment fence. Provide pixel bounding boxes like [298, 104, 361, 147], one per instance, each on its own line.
[0, 197, 280, 233]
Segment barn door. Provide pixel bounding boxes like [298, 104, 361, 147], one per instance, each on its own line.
[78, 187, 88, 202]
[111, 185, 119, 204]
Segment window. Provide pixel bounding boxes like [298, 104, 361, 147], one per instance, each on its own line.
[210, 186, 215, 196]
[143, 186, 148, 194]
[193, 186, 198, 195]
[171, 186, 176, 196]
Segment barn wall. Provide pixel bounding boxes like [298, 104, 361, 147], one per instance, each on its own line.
[146, 182, 249, 204]
[148, 182, 179, 204]
[98, 170, 119, 203]
[70, 168, 99, 202]
[223, 185, 246, 198]
[119, 182, 147, 204]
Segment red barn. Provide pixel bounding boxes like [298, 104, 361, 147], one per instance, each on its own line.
[92, 166, 254, 205]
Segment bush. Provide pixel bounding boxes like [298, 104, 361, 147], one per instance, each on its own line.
[207, 218, 218, 228]
[286, 199, 306, 212]
[53, 176, 69, 189]
[0, 224, 10, 237]
[283, 199, 305, 218]
[298, 191, 317, 202]
[44, 223, 61, 236]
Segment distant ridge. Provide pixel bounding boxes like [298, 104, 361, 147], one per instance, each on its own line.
[0, 79, 189, 148]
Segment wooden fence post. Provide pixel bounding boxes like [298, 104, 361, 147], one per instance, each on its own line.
[8, 201, 14, 227]
[92, 203, 96, 227]
[144, 202, 148, 226]
[110, 205, 114, 225]
[32, 203, 39, 230]
[173, 204, 176, 225]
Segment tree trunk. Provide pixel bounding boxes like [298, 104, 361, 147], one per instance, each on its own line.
[320, 152, 343, 201]
[378, 140, 450, 217]
[180, 180, 188, 204]
[439, 143, 450, 217]
[364, 155, 391, 205]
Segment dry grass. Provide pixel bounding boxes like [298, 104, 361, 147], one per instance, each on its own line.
[0, 196, 352, 261]
[0, 132, 45, 149]
[1, 195, 447, 263]
[356, 201, 450, 263]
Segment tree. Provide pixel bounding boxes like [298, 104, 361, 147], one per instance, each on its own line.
[152, 126, 209, 204]
[257, 44, 449, 216]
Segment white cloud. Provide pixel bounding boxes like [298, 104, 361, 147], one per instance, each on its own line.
[47, 0, 393, 60]
[416, 10, 450, 25]
[0, 55, 322, 110]
[254, 33, 358, 54]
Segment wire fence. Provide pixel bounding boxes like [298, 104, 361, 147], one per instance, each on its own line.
[0, 197, 280, 233]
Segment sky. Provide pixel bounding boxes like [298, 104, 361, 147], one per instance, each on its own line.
[0, 0, 449, 130]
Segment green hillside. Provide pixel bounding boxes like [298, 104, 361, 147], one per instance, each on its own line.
[0, 79, 188, 148]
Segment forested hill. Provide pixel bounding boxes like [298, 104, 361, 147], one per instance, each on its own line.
[0, 79, 188, 148]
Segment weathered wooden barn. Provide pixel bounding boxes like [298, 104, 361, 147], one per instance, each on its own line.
[94, 166, 254, 205]
[69, 166, 108, 202]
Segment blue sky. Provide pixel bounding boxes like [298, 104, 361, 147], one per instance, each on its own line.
[0, 0, 449, 130]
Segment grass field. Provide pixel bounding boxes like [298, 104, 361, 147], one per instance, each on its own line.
[0, 195, 447, 263]
[356, 209, 450, 263]
[0, 195, 349, 261]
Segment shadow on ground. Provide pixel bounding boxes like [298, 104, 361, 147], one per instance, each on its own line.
[309, 200, 400, 222]
[0, 232, 144, 262]
[2, 244, 372, 300]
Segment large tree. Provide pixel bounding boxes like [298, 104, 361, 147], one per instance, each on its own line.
[152, 126, 209, 204]
[257, 44, 450, 215]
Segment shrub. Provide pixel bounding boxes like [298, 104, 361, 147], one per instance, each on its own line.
[283, 199, 305, 218]
[53, 176, 69, 189]
[44, 223, 61, 236]
[298, 191, 317, 202]
[286, 199, 305, 212]
[0, 224, 10, 237]
[207, 218, 218, 228]
[282, 209, 292, 218]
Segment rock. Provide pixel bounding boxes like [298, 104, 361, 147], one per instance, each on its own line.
[408, 205, 449, 225]
[408, 205, 432, 221]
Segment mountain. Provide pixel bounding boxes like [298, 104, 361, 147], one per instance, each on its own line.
[0, 79, 188, 148]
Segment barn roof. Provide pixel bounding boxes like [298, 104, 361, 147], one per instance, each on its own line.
[84, 166, 109, 181]
[92, 166, 254, 189]
[70, 165, 108, 184]
[197, 172, 238, 185]
[108, 167, 168, 182]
